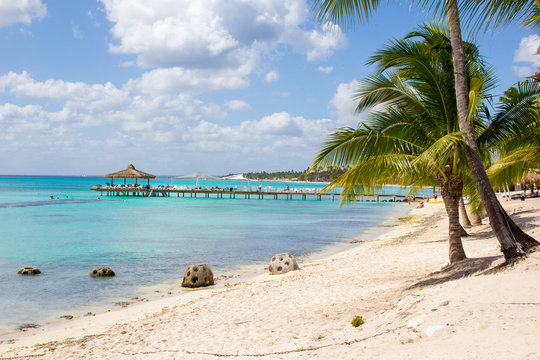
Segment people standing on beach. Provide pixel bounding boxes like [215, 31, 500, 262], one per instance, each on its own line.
[433, 191, 438, 200]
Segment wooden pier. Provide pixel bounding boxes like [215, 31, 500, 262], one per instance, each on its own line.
[91, 187, 410, 202]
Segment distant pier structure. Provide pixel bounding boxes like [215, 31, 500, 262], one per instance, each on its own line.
[94, 165, 411, 202]
[91, 186, 410, 202]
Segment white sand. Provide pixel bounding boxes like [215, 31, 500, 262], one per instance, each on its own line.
[1, 197, 539, 359]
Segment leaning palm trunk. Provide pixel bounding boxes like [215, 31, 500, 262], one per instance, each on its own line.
[459, 197, 472, 228]
[447, 1, 538, 261]
[439, 172, 467, 264]
[500, 207, 539, 252]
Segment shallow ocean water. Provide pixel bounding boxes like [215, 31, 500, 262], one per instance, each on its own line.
[0, 176, 413, 332]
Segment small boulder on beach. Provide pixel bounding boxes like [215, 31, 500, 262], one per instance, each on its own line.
[90, 267, 115, 277]
[182, 264, 214, 288]
[18, 267, 41, 275]
[268, 253, 299, 275]
[18, 323, 40, 331]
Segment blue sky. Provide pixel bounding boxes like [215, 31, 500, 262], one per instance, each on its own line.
[0, 0, 538, 176]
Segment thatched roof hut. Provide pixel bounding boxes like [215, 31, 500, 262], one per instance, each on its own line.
[521, 169, 540, 185]
[105, 164, 156, 186]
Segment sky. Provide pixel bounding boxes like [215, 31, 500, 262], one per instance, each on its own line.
[0, 0, 538, 176]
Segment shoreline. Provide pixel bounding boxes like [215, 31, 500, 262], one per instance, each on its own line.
[0, 204, 416, 348]
[1, 198, 539, 359]
[0, 202, 411, 338]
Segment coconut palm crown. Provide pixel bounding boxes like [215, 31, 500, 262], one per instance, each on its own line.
[311, 25, 493, 263]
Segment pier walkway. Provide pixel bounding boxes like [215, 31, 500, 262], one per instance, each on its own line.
[91, 187, 411, 202]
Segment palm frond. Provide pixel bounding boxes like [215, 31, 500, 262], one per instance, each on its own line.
[460, 0, 539, 32]
[412, 132, 466, 172]
[487, 146, 540, 188]
[312, 0, 382, 30]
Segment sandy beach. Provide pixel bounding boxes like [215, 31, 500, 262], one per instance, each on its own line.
[1, 196, 539, 359]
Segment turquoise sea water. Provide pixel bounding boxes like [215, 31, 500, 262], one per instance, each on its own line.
[0, 176, 412, 333]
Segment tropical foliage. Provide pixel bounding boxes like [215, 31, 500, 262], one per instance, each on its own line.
[311, 25, 493, 263]
[244, 168, 345, 182]
[312, 0, 540, 261]
[483, 82, 540, 186]
[312, 0, 540, 31]
[461, 81, 540, 214]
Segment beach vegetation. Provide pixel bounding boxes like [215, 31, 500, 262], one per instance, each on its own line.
[351, 315, 365, 327]
[311, 24, 488, 263]
[243, 168, 344, 182]
[465, 81, 540, 217]
[312, 0, 539, 263]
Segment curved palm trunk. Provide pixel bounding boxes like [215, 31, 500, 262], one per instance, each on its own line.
[470, 212, 482, 226]
[439, 172, 467, 264]
[446, 1, 539, 261]
[460, 197, 472, 228]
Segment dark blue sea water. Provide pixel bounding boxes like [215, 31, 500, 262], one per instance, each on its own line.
[0, 175, 412, 333]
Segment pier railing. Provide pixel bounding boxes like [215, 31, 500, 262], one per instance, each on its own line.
[91, 186, 412, 202]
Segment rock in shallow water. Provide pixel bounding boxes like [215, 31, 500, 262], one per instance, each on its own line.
[182, 264, 214, 288]
[18, 267, 41, 275]
[90, 267, 115, 277]
[268, 253, 299, 275]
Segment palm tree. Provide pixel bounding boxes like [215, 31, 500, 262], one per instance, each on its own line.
[311, 25, 494, 264]
[462, 81, 540, 223]
[312, 0, 539, 262]
[481, 82, 540, 190]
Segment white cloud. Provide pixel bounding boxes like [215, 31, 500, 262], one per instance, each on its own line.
[0, 71, 130, 111]
[512, 65, 535, 78]
[125, 66, 252, 94]
[296, 24, 347, 61]
[265, 71, 279, 83]
[329, 80, 362, 126]
[317, 66, 333, 73]
[0, 93, 338, 173]
[513, 35, 540, 63]
[0, 1, 352, 173]
[183, 112, 334, 155]
[225, 100, 250, 111]
[99, 0, 346, 93]
[101, 0, 344, 66]
[512, 35, 539, 77]
[0, 0, 47, 28]
[0, 103, 80, 150]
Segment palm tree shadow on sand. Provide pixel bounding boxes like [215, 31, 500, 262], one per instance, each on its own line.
[409, 255, 502, 289]
[409, 202, 540, 289]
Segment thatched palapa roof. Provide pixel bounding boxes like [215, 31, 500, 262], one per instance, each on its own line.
[105, 164, 156, 179]
[521, 169, 540, 184]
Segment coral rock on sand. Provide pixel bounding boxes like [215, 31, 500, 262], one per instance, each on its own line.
[90, 267, 115, 277]
[268, 253, 299, 275]
[18, 267, 41, 275]
[182, 264, 214, 288]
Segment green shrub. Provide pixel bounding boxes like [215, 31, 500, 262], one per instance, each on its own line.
[351, 315, 365, 327]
